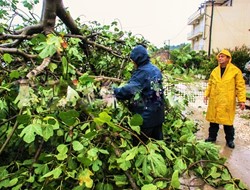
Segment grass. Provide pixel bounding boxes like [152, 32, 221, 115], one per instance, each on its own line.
[247, 92, 250, 99]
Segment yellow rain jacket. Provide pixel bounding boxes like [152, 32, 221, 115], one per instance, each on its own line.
[205, 49, 246, 125]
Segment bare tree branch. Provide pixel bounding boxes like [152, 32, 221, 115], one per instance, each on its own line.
[26, 57, 51, 79]
[0, 47, 37, 58]
[1, 24, 43, 48]
[0, 34, 36, 40]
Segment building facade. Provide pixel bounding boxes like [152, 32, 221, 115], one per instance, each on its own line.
[187, 0, 250, 54]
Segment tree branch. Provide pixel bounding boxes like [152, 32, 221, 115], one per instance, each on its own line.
[0, 33, 38, 40]
[0, 108, 23, 156]
[1, 24, 43, 48]
[0, 47, 37, 58]
[110, 141, 140, 190]
[55, 0, 90, 56]
[64, 34, 124, 58]
[26, 57, 51, 80]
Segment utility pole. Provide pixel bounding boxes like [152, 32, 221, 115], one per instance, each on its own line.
[208, 0, 215, 57]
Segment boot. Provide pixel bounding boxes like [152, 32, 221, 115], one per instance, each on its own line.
[205, 123, 219, 142]
[224, 125, 235, 149]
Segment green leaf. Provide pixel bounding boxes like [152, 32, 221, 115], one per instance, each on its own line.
[43, 116, 59, 130]
[42, 167, 62, 179]
[170, 170, 180, 188]
[56, 144, 68, 160]
[98, 149, 109, 155]
[92, 159, 102, 171]
[59, 150, 70, 160]
[9, 70, 20, 79]
[210, 166, 221, 179]
[3, 53, 12, 64]
[238, 180, 247, 189]
[224, 184, 235, 190]
[48, 63, 58, 72]
[19, 123, 43, 143]
[179, 134, 188, 142]
[35, 34, 63, 58]
[87, 148, 98, 160]
[30, 34, 46, 45]
[113, 175, 128, 186]
[94, 112, 111, 126]
[174, 158, 187, 171]
[57, 144, 68, 154]
[22, 0, 33, 10]
[72, 141, 84, 151]
[162, 146, 176, 161]
[6, 178, 18, 187]
[26, 175, 34, 183]
[141, 184, 157, 190]
[96, 182, 113, 190]
[221, 169, 231, 181]
[59, 110, 79, 126]
[37, 42, 57, 58]
[172, 119, 183, 128]
[99, 112, 112, 122]
[17, 114, 31, 125]
[42, 125, 53, 141]
[0, 178, 9, 189]
[68, 156, 77, 170]
[135, 154, 146, 168]
[130, 125, 140, 134]
[150, 153, 167, 176]
[12, 184, 23, 190]
[125, 147, 138, 161]
[129, 114, 143, 126]
[142, 158, 150, 176]
[79, 73, 94, 86]
[83, 131, 97, 139]
[34, 163, 49, 175]
[119, 160, 131, 171]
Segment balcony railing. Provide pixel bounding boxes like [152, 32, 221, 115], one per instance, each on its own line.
[188, 8, 205, 25]
[187, 24, 204, 40]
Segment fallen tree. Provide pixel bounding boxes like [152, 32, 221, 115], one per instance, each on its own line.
[0, 0, 248, 189]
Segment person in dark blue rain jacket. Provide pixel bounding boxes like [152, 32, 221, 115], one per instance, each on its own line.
[113, 45, 165, 145]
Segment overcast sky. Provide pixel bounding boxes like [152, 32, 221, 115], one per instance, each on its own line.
[37, 0, 205, 47]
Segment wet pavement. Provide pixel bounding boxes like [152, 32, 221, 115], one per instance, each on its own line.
[174, 81, 250, 189]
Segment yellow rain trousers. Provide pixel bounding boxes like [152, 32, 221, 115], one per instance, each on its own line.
[205, 50, 246, 125]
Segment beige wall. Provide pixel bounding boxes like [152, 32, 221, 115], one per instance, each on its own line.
[204, 0, 250, 52]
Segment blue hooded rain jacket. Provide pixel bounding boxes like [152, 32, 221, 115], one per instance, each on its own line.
[114, 45, 165, 128]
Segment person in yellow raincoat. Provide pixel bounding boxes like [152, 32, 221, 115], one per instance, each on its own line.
[204, 49, 246, 148]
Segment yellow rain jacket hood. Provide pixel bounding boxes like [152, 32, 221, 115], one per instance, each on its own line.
[204, 49, 246, 125]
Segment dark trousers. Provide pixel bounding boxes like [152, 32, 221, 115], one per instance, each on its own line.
[208, 122, 235, 143]
[132, 124, 163, 146]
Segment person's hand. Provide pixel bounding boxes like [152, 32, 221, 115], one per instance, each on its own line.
[203, 96, 208, 105]
[239, 102, 245, 110]
[103, 94, 117, 107]
[100, 86, 117, 108]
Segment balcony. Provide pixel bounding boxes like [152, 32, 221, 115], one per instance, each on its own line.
[187, 8, 205, 25]
[187, 25, 204, 40]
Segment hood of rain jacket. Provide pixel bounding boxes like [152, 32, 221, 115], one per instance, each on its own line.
[130, 45, 150, 66]
[217, 49, 232, 61]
